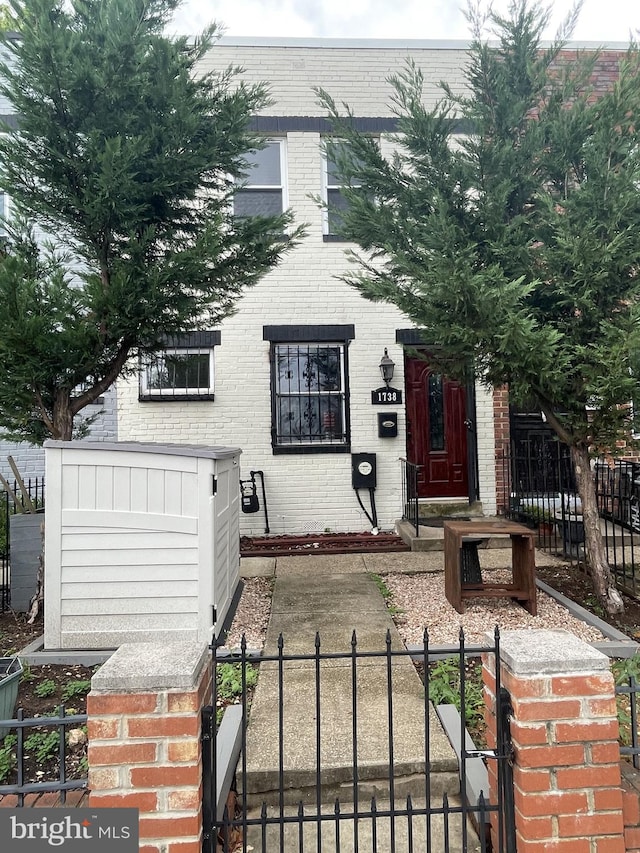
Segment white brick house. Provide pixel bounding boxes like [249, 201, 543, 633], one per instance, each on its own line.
[115, 38, 501, 535]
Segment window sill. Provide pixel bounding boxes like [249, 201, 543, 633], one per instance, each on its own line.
[322, 234, 350, 243]
[272, 444, 351, 455]
[139, 394, 215, 402]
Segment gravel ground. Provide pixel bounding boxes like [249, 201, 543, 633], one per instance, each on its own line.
[224, 577, 273, 651]
[385, 569, 605, 646]
[223, 566, 606, 650]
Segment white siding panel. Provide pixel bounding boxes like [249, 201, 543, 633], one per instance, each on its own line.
[60, 595, 196, 615]
[130, 466, 148, 511]
[61, 613, 198, 632]
[59, 627, 199, 647]
[113, 466, 131, 512]
[78, 464, 96, 509]
[95, 465, 114, 510]
[147, 467, 165, 514]
[61, 550, 197, 569]
[60, 510, 197, 534]
[61, 563, 198, 583]
[61, 580, 198, 599]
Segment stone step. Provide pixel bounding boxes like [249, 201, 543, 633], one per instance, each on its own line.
[395, 518, 514, 552]
[415, 500, 484, 521]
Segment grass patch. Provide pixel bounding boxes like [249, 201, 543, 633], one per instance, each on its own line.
[369, 573, 404, 617]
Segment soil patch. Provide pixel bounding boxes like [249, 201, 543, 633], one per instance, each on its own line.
[1, 613, 92, 787]
[536, 563, 640, 640]
[241, 531, 410, 556]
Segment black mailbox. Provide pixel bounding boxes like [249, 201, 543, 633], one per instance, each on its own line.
[378, 412, 398, 438]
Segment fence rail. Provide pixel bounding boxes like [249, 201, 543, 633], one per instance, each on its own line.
[0, 706, 88, 805]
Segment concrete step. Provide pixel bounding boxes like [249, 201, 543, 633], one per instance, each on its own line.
[396, 518, 514, 552]
[415, 500, 484, 521]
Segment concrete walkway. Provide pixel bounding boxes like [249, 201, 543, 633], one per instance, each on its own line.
[242, 553, 484, 853]
[239, 553, 480, 851]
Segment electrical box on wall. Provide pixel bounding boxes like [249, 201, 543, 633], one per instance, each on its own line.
[352, 453, 377, 490]
[378, 412, 398, 438]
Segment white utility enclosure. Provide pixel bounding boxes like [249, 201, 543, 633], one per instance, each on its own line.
[44, 441, 241, 650]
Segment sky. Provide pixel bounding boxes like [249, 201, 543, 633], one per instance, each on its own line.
[169, 0, 638, 44]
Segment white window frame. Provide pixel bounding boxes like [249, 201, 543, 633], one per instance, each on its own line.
[321, 139, 362, 238]
[233, 137, 288, 219]
[140, 346, 215, 401]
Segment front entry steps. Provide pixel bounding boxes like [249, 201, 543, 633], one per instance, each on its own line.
[396, 513, 514, 552]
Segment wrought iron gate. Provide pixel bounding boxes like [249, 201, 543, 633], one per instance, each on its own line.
[202, 630, 516, 853]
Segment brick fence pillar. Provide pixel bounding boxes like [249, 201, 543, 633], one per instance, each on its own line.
[87, 642, 211, 853]
[483, 629, 625, 853]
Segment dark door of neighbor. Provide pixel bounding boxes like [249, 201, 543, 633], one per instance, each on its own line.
[405, 353, 469, 499]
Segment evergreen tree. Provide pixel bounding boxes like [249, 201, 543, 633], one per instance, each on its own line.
[318, 0, 640, 615]
[0, 0, 302, 442]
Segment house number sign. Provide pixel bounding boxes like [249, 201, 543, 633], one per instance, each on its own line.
[371, 386, 402, 405]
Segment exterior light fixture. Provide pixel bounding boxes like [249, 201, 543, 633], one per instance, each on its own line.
[379, 348, 395, 387]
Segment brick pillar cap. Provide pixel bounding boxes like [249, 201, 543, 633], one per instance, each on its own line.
[91, 642, 209, 692]
[487, 629, 609, 675]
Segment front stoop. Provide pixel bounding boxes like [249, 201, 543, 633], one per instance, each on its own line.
[396, 516, 514, 552]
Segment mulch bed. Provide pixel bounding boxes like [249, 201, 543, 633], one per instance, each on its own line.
[240, 531, 410, 556]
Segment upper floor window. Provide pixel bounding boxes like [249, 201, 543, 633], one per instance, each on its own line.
[139, 331, 220, 402]
[323, 140, 362, 239]
[233, 140, 286, 218]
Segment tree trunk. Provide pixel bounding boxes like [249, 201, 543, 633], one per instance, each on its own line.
[52, 394, 74, 441]
[570, 444, 624, 615]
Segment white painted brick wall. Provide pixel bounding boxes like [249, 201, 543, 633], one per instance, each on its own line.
[203, 40, 470, 116]
[117, 41, 499, 535]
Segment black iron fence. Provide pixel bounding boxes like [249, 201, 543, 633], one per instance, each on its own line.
[614, 662, 640, 772]
[0, 477, 45, 613]
[0, 706, 88, 804]
[499, 442, 640, 595]
[594, 460, 640, 598]
[400, 458, 421, 536]
[203, 630, 516, 853]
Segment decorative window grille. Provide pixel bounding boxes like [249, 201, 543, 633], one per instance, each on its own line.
[272, 343, 349, 450]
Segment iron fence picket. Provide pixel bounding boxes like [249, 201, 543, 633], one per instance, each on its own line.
[616, 673, 640, 771]
[204, 631, 515, 853]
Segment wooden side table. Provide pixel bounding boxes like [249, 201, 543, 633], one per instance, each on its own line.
[444, 520, 537, 615]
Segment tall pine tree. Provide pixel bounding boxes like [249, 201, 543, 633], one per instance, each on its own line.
[318, 0, 640, 615]
[0, 0, 302, 442]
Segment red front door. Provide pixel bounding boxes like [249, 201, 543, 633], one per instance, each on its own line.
[405, 354, 469, 499]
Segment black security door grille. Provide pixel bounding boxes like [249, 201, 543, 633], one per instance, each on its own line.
[202, 630, 517, 853]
